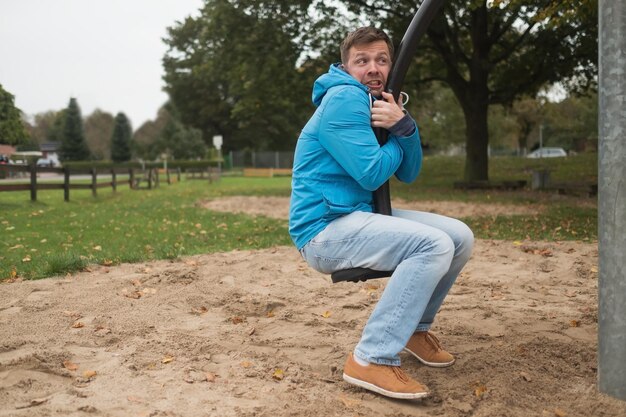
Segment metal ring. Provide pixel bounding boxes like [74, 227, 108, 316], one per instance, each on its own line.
[400, 91, 409, 106]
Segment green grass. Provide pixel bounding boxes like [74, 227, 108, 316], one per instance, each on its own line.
[0, 155, 598, 280]
[1, 178, 292, 280]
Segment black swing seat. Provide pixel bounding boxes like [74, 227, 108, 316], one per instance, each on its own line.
[331, 268, 393, 283]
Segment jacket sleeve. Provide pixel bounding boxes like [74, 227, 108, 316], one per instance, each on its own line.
[317, 87, 404, 191]
[390, 120, 422, 183]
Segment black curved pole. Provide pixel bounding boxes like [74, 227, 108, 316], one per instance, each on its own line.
[374, 0, 446, 215]
[331, 0, 446, 283]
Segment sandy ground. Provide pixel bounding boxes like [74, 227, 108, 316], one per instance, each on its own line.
[2, 197, 625, 417]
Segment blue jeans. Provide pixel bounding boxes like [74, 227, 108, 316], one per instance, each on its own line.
[300, 209, 474, 366]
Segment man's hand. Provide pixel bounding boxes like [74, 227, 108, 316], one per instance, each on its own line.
[371, 91, 405, 129]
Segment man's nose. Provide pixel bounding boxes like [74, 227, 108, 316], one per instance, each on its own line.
[366, 61, 380, 74]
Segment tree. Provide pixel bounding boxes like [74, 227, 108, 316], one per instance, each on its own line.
[162, 0, 321, 152]
[110, 112, 133, 162]
[133, 107, 171, 160]
[0, 83, 29, 145]
[542, 91, 598, 152]
[85, 109, 115, 160]
[27, 110, 66, 145]
[59, 98, 90, 161]
[511, 96, 544, 154]
[133, 104, 208, 160]
[340, 0, 597, 181]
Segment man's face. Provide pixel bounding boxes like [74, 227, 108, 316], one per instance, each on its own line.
[343, 40, 391, 97]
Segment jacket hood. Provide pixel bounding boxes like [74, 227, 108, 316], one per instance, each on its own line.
[312, 63, 368, 106]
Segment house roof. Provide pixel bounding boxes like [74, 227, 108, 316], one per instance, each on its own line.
[40, 142, 61, 152]
[0, 144, 17, 156]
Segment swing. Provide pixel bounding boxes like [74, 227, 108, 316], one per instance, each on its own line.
[330, 0, 446, 284]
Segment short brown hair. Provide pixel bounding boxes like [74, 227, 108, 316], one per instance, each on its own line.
[340, 27, 394, 64]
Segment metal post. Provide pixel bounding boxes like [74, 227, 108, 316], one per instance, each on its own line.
[598, 0, 626, 401]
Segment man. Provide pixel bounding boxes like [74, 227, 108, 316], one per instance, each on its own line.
[289, 27, 473, 399]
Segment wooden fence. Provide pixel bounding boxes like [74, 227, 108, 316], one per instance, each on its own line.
[0, 164, 187, 202]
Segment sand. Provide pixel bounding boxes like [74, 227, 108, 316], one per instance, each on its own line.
[1, 196, 625, 417]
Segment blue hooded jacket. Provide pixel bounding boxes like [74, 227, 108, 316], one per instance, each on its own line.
[288, 64, 423, 250]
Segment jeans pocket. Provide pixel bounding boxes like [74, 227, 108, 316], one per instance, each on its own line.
[313, 255, 353, 274]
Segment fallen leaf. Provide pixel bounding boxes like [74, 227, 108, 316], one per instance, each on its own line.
[570, 320, 580, 327]
[83, 370, 97, 379]
[240, 361, 253, 368]
[131, 279, 142, 287]
[474, 383, 488, 398]
[22, 255, 31, 263]
[338, 393, 361, 408]
[63, 310, 82, 319]
[93, 245, 102, 251]
[205, 372, 217, 382]
[231, 316, 245, 324]
[162, 355, 174, 364]
[321, 311, 332, 318]
[272, 369, 285, 380]
[191, 306, 208, 315]
[363, 284, 379, 293]
[123, 290, 142, 299]
[127, 395, 144, 403]
[248, 327, 256, 336]
[520, 371, 532, 382]
[72, 321, 85, 329]
[63, 360, 79, 371]
[554, 408, 567, 417]
[101, 259, 113, 266]
[266, 310, 275, 318]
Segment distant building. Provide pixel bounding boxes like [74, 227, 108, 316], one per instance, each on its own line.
[40, 142, 61, 166]
[0, 144, 16, 158]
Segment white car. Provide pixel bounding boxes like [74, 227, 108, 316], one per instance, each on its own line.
[526, 147, 567, 158]
[36, 158, 57, 167]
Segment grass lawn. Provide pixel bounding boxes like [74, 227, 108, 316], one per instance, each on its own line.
[0, 154, 597, 281]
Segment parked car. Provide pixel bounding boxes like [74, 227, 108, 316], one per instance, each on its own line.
[526, 147, 567, 158]
[36, 158, 57, 167]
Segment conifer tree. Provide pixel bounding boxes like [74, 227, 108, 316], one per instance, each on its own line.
[0, 83, 28, 145]
[59, 98, 90, 161]
[110, 112, 132, 162]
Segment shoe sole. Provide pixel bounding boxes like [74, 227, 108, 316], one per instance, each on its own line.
[342, 373, 429, 400]
[403, 347, 455, 368]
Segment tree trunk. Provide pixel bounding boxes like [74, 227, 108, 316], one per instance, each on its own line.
[461, 96, 489, 181]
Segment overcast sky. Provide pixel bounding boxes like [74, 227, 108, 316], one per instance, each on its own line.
[0, 0, 204, 130]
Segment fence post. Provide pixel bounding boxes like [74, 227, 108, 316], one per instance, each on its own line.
[177, 167, 181, 182]
[129, 168, 135, 189]
[148, 168, 153, 189]
[111, 169, 117, 192]
[166, 168, 171, 184]
[91, 168, 97, 197]
[64, 167, 70, 202]
[30, 163, 37, 202]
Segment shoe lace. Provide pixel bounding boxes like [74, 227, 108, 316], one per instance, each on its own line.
[424, 332, 443, 352]
[390, 366, 410, 384]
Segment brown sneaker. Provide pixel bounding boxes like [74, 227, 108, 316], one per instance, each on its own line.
[404, 331, 455, 367]
[342, 353, 429, 400]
